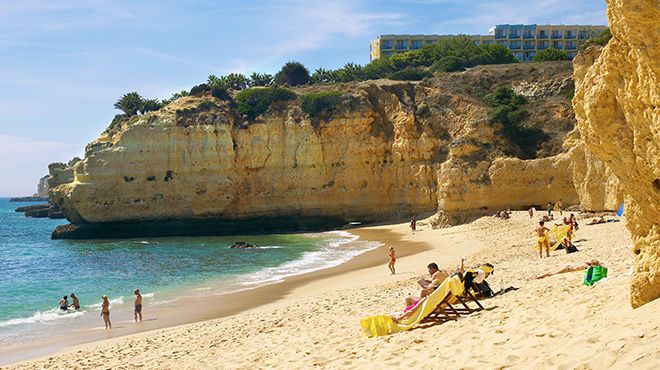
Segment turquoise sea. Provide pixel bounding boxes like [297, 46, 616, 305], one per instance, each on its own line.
[0, 198, 377, 347]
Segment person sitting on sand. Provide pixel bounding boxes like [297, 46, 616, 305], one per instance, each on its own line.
[134, 289, 143, 322]
[101, 295, 111, 329]
[387, 247, 396, 275]
[59, 295, 69, 311]
[587, 216, 607, 225]
[418, 263, 449, 298]
[536, 221, 551, 258]
[69, 293, 80, 310]
[535, 260, 600, 279]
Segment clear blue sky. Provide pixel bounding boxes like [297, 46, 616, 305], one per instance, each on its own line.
[0, 0, 607, 196]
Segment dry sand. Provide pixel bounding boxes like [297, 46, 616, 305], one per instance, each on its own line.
[5, 212, 659, 369]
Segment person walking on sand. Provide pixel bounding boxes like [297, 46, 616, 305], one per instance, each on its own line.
[410, 217, 417, 232]
[547, 202, 553, 218]
[59, 295, 69, 311]
[101, 295, 111, 329]
[134, 288, 143, 322]
[528, 207, 534, 219]
[555, 199, 563, 216]
[536, 221, 551, 258]
[69, 293, 80, 310]
[387, 247, 396, 275]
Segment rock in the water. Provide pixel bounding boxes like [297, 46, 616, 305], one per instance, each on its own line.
[229, 241, 257, 249]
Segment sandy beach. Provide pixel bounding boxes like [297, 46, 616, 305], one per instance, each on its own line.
[5, 211, 659, 369]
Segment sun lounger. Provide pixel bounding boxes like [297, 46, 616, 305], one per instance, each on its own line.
[360, 275, 466, 337]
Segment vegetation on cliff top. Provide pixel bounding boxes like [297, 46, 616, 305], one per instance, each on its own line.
[484, 86, 549, 159]
[235, 86, 297, 120]
[580, 28, 612, 51]
[111, 35, 520, 122]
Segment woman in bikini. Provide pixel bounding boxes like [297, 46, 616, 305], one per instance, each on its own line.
[535, 259, 600, 279]
[536, 221, 551, 258]
[101, 295, 111, 329]
[388, 246, 396, 275]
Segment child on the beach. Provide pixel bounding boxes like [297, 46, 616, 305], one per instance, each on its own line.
[388, 246, 396, 275]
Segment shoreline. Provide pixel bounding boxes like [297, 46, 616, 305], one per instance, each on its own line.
[6, 212, 656, 369]
[1, 226, 432, 366]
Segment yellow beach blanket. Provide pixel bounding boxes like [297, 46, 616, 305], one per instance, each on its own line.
[360, 275, 464, 337]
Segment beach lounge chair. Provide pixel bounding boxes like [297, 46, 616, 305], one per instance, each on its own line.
[360, 275, 465, 337]
[421, 274, 485, 321]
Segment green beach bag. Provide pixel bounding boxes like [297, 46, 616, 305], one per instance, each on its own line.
[583, 266, 608, 286]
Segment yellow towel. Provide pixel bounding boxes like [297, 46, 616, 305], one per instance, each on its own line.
[360, 275, 464, 337]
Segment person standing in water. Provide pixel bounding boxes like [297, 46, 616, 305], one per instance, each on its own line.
[69, 293, 80, 310]
[59, 295, 69, 311]
[387, 247, 396, 275]
[134, 289, 143, 322]
[101, 295, 111, 329]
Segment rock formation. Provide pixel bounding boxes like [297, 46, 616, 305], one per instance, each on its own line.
[572, 0, 659, 308]
[51, 62, 587, 239]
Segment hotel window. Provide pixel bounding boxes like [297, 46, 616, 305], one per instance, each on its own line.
[538, 30, 548, 38]
[508, 30, 519, 38]
[552, 30, 562, 39]
[381, 40, 393, 49]
[395, 40, 408, 50]
[523, 30, 534, 38]
[425, 39, 437, 44]
[411, 40, 424, 49]
[565, 30, 576, 39]
[553, 41, 563, 49]
[495, 29, 504, 38]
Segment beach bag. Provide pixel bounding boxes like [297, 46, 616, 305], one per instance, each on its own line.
[475, 281, 494, 297]
[566, 244, 579, 254]
[583, 266, 608, 286]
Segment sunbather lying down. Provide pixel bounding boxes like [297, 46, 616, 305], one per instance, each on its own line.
[535, 259, 601, 279]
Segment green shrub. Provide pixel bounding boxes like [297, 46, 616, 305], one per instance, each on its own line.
[211, 87, 230, 100]
[300, 91, 344, 119]
[190, 83, 210, 96]
[235, 86, 297, 120]
[580, 28, 612, 51]
[483, 85, 546, 159]
[363, 58, 394, 80]
[532, 48, 570, 62]
[275, 61, 310, 86]
[430, 55, 464, 72]
[141, 99, 163, 113]
[388, 67, 432, 81]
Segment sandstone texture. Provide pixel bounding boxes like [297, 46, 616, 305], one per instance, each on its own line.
[51, 61, 615, 239]
[573, 0, 659, 307]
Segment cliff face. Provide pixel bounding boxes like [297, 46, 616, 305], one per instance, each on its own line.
[573, 0, 659, 308]
[52, 62, 586, 238]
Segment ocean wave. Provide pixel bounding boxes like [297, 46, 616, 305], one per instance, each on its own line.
[83, 296, 125, 309]
[0, 308, 85, 328]
[228, 232, 380, 291]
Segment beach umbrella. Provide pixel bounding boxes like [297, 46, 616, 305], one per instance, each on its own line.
[616, 203, 624, 217]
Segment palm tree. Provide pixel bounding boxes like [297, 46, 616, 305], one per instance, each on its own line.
[114, 92, 144, 116]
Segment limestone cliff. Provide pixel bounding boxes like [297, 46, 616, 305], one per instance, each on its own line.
[52, 62, 587, 239]
[573, 0, 659, 308]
